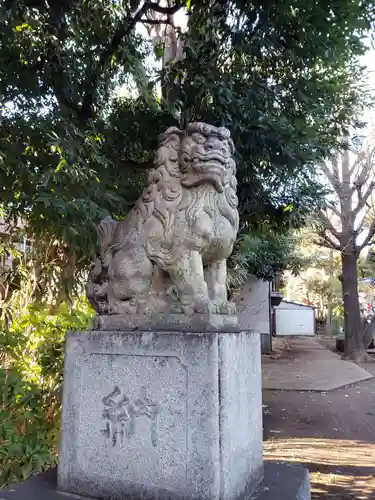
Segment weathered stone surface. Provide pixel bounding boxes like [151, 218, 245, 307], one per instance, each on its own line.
[93, 312, 239, 332]
[57, 329, 263, 500]
[86, 122, 239, 320]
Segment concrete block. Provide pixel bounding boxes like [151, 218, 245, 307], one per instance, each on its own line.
[57, 329, 263, 500]
[260, 333, 271, 354]
[235, 277, 270, 337]
[251, 461, 311, 500]
[336, 335, 344, 352]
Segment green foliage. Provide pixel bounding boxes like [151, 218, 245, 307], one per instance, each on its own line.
[358, 248, 375, 279]
[306, 275, 344, 315]
[0, 298, 92, 487]
[168, 0, 374, 227]
[0, 369, 59, 486]
[228, 226, 308, 285]
[0, 0, 374, 284]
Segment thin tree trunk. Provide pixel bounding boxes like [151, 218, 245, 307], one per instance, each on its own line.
[341, 249, 365, 361]
[325, 304, 333, 336]
[339, 150, 368, 362]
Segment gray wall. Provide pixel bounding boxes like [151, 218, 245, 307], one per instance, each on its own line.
[234, 277, 271, 353]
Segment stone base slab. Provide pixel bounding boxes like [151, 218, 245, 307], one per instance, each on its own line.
[57, 329, 263, 500]
[252, 462, 310, 499]
[93, 312, 239, 332]
[260, 333, 271, 354]
[0, 462, 310, 499]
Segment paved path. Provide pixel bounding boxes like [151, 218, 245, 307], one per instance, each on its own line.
[262, 337, 373, 391]
[263, 338, 375, 499]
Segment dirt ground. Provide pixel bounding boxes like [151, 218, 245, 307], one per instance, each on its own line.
[262, 338, 375, 499]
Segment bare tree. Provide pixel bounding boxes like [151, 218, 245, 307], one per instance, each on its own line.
[316, 138, 375, 361]
[143, 1, 185, 110]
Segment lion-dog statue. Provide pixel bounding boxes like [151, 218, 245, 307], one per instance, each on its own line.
[86, 122, 239, 317]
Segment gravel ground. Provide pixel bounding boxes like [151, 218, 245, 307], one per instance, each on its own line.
[262, 340, 375, 499]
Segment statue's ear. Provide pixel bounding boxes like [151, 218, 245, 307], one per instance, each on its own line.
[158, 127, 183, 145]
[97, 217, 117, 254]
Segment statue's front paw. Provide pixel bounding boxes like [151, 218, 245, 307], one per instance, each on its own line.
[107, 304, 118, 315]
[218, 301, 236, 315]
[96, 302, 110, 314]
[194, 299, 215, 314]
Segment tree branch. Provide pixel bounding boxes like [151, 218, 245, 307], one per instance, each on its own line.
[355, 213, 367, 235]
[349, 151, 363, 177]
[314, 235, 341, 251]
[351, 146, 375, 188]
[140, 18, 172, 25]
[45, 7, 81, 118]
[359, 217, 375, 252]
[145, 2, 184, 15]
[353, 180, 375, 216]
[320, 159, 342, 196]
[318, 210, 341, 239]
[327, 202, 342, 220]
[79, 1, 185, 121]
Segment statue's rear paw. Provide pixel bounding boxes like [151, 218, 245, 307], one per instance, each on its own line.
[182, 298, 214, 315]
[218, 301, 236, 315]
[194, 299, 216, 314]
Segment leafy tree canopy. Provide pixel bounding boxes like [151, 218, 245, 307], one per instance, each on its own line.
[0, 0, 374, 289]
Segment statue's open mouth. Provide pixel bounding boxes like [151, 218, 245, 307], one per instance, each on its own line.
[181, 163, 225, 192]
[193, 152, 226, 164]
[180, 151, 227, 166]
[179, 150, 227, 192]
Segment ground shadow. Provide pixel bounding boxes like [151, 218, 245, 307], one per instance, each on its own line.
[262, 361, 375, 500]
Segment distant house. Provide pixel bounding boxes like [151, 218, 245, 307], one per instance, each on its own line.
[234, 278, 315, 354]
[273, 300, 315, 337]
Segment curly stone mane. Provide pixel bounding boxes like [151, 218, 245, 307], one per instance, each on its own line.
[133, 123, 238, 243]
[134, 126, 184, 236]
[98, 123, 238, 262]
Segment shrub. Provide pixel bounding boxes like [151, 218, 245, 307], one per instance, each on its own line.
[0, 298, 92, 487]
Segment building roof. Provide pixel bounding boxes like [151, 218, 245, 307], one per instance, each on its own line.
[279, 300, 315, 309]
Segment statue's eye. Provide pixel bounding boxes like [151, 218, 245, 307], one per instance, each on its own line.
[192, 133, 205, 144]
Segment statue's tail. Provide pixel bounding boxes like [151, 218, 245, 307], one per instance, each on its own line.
[97, 217, 118, 265]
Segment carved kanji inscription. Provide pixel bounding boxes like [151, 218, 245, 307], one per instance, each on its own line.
[100, 386, 159, 447]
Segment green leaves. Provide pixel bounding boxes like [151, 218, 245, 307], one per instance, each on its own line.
[154, 42, 164, 60]
[0, 293, 93, 487]
[230, 225, 308, 282]
[166, 0, 374, 232]
[13, 23, 32, 33]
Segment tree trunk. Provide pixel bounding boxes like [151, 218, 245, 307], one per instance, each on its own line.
[341, 250, 365, 361]
[325, 304, 333, 336]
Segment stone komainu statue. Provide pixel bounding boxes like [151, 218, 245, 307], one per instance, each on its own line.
[86, 122, 239, 317]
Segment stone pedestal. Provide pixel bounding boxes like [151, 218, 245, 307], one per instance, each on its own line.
[0, 462, 311, 500]
[57, 329, 263, 500]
